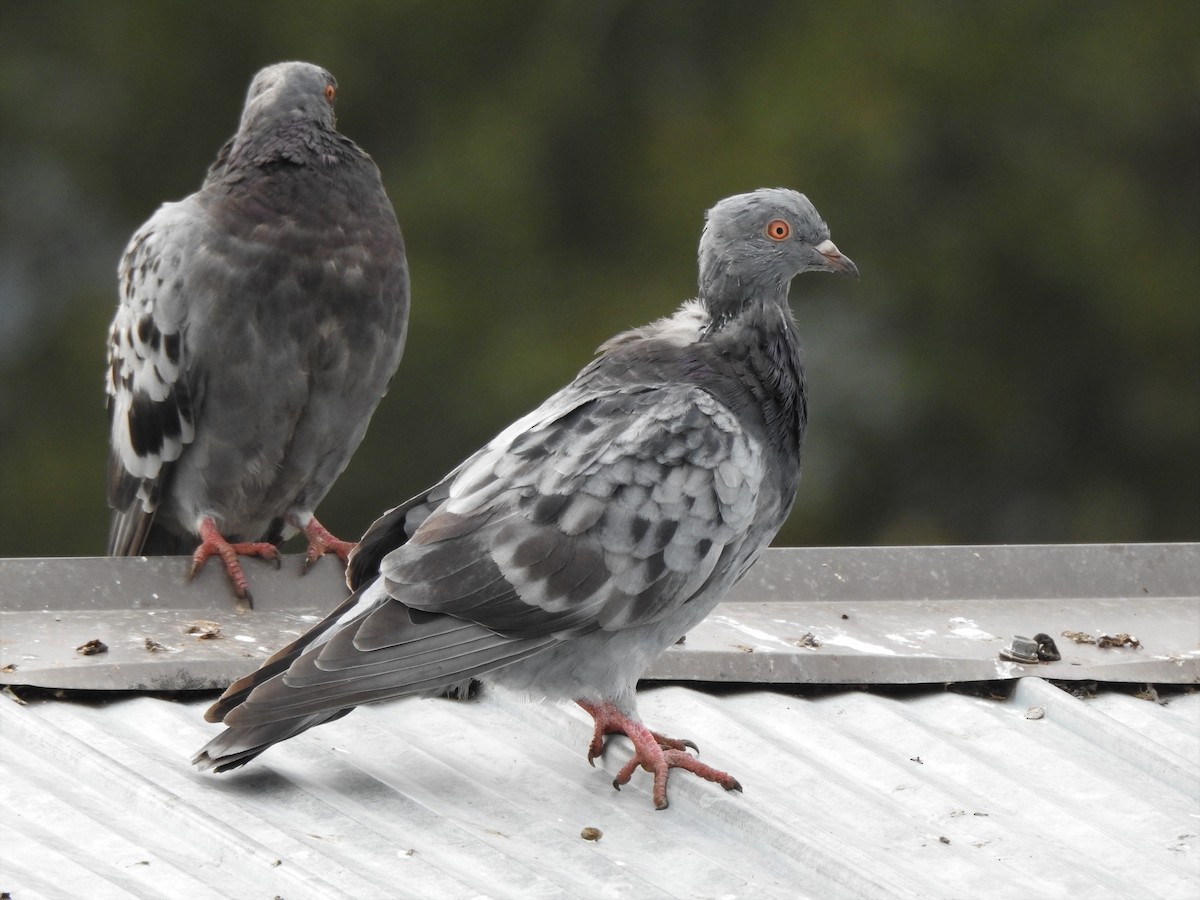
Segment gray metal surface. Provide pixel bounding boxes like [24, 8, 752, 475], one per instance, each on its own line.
[2, 544, 1197, 689]
[2, 678, 1197, 899]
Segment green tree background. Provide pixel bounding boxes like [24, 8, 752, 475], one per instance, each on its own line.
[1, 0, 1196, 557]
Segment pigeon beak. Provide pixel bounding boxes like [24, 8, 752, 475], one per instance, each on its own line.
[815, 239, 859, 278]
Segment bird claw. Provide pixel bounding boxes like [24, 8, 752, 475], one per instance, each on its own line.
[234, 592, 254, 613]
[661, 736, 700, 755]
[189, 517, 280, 606]
[612, 747, 741, 810]
[299, 518, 355, 575]
[576, 699, 736, 809]
[588, 729, 698, 762]
[586, 731, 611, 765]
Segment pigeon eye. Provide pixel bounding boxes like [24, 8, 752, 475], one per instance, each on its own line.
[324, 84, 336, 103]
[766, 219, 790, 241]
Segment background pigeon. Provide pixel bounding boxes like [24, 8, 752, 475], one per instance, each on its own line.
[195, 188, 856, 808]
[105, 62, 409, 603]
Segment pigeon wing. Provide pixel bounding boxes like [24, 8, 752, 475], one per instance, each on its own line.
[388, 383, 765, 637]
[105, 201, 202, 555]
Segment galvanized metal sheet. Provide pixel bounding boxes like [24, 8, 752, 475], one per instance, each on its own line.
[2, 679, 1197, 899]
[1, 544, 1197, 690]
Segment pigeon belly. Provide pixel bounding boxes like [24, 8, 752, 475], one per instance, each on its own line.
[157, 171, 406, 544]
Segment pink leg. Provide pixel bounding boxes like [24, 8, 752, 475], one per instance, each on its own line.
[577, 698, 698, 761]
[189, 516, 279, 605]
[300, 516, 356, 573]
[576, 699, 742, 810]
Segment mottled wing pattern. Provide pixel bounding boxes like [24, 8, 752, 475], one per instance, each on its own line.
[105, 203, 199, 555]
[388, 384, 764, 638]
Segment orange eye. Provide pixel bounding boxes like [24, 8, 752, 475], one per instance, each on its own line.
[324, 84, 336, 103]
[766, 219, 790, 241]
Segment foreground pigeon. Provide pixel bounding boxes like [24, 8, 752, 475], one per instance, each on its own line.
[195, 188, 856, 808]
[105, 62, 409, 603]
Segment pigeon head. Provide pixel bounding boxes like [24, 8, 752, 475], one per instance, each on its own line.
[237, 61, 338, 136]
[697, 188, 857, 314]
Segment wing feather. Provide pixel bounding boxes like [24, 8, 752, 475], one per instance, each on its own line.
[379, 382, 763, 639]
[106, 203, 201, 554]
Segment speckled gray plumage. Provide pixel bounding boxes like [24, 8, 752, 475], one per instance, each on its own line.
[105, 62, 409, 560]
[195, 188, 856, 786]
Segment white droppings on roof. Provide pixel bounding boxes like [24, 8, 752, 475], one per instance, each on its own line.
[710, 616, 799, 650]
[821, 634, 897, 655]
[948, 617, 999, 641]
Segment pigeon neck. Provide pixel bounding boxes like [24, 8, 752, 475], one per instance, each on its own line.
[699, 272, 791, 325]
[222, 120, 339, 171]
[695, 287, 807, 460]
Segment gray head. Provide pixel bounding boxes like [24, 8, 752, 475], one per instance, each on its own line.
[697, 188, 857, 313]
[237, 62, 338, 135]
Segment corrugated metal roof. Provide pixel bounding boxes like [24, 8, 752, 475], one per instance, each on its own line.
[1, 544, 1198, 898]
[2, 679, 1198, 899]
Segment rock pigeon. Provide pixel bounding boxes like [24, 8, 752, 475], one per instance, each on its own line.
[105, 62, 409, 603]
[194, 188, 857, 808]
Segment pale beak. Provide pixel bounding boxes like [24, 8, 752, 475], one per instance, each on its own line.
[815, 239, 859, 278]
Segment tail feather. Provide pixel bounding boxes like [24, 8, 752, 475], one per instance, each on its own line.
[193, 708, 354, 772]
[108, 509, 193, 557]
[194, 577, 556, 770]
[204, 583, 374, 723]
[222, 634, 549, 727]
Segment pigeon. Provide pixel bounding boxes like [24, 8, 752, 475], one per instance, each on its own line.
[194, 188, 857, 808]
[105, 62, 409, 603]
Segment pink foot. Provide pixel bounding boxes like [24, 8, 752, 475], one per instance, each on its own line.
[576, 699, 742, 810]
[189, 516, 279, 605]
[300, 516, 356, 573]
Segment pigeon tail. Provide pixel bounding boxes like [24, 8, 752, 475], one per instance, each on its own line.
[193, 708, 354, 772]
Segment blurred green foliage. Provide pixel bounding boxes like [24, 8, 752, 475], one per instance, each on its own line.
[1, 0, 1197, 557]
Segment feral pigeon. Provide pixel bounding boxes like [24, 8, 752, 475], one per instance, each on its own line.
[194, 188, 857, 808]
[105, 62, 409, 603]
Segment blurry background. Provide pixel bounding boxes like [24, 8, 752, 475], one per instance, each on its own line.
[1, 0, 1196, 557]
